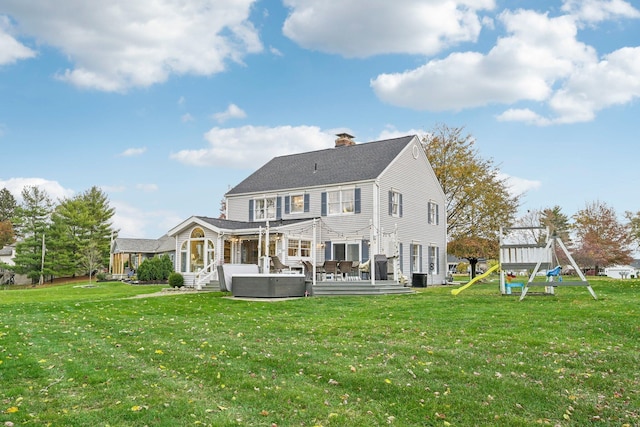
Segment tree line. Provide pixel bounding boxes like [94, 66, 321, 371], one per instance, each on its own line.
[0, 185, 115, 284]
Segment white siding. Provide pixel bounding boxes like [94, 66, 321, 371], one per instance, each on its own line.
[377, 138, 447, 283]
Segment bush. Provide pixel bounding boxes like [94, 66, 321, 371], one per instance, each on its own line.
[168, 272, 184, 288]
[137, 255, 174, 281]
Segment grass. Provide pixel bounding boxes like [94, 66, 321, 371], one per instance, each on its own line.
[0, 279, 638, 426]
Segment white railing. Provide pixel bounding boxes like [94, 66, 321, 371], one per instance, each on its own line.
[193, 260, 219, 290]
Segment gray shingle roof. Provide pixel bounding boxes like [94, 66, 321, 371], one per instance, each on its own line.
[196, 216, 314, 230]
[226, 135, 415, 195]
[113, 235, 174, 254]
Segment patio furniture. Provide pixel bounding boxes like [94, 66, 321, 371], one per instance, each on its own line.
[338, 260, 353, 281]
[351, 261, 360, 280]
[270, 255, 291, 273]
[322, 260, 339, 280]
[302, 260, 314, 280]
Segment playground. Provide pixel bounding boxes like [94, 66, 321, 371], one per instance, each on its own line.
[452, 227, 597, 300]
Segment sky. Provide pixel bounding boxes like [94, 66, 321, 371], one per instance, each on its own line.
[0, 0, 639, 239]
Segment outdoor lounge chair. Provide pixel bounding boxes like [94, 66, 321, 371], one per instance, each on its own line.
[270, 255, 291, 273]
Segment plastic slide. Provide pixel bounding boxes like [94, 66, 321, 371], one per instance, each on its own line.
[451, 263, 500, 295]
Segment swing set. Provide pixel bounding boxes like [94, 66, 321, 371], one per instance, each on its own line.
[499, 226, 597, 301]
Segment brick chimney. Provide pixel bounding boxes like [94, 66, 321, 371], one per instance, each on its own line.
[335, 133, 355, 147]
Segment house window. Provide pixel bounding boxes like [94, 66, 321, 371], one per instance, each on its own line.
[428, 201, 439, 225]
[328, 189, 354, 215]
[389, 190, 402, 217]
[254, 197, 276, 220]
[411, 244, 421, 273]
[429, 245, 439, 274]
[291, 194, 305, 214]
[288, 239, 311, 258]
[331, 242, 360, 261]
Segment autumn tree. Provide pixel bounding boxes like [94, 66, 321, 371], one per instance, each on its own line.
[447, 236, 498, 278]
[626, 210, 640, 251]
[0, 188, 17, 248]
[572, 201, 632, 272]
[423, 124, 519, 277]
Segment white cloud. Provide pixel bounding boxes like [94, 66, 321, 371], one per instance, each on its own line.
[170, 125, 335, 169]
[282, 0, 495, 58]
[496, 108, 551, 126]
[377, 126, 425, 140]
[1, 0, 262, 91]
[119, 147, 147, 157]
[100, 185, 126, 193]
[181, 113, 195, 123]
[135, 183, 158, 192]
[371, 7, 640, 125]
[269, 46, 283, 56]
[497, 173, 542, 198]
[212, 104, 247, 123]
[110, 200, 182, 239]
[0, 16, 36, 65]
[562, 0, 640, 24]
[0, 177, 74, 202]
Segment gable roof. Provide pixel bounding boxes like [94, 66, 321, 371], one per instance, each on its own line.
[112, 234, 174, 254]
[226, 135, 417, 195]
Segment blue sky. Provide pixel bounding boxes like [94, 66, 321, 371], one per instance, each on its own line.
[1, 0, 639, 239]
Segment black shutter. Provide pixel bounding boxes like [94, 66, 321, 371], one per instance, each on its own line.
[321, 192, 327, 216]
[276, 197, 282, 220]
[324, 241, 331, 260]
[388, 191, 393, 216]
[304, 194, 310, 212]
[354, 188, 361, 214]
[248, 199, 254, 222]
[284, 196, 290, 214]
[399, 194, 403, 218]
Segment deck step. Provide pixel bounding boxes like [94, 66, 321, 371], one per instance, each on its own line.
[312, 280, 414, 296]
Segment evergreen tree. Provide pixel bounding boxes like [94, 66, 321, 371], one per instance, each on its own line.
[48, 197, 89, 277]
[12, 186, 53, 283]
[80, 186, 115, 267]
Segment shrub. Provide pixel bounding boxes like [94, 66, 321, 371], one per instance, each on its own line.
[137, 255, 174, 281]
[168, 272, 184, 288]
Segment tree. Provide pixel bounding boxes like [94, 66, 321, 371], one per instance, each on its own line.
[48, 197, 89, 278]
[572, 201, 632, 272]
[0, 188, 17, 222]
[423, 124, 519, 277]
[0, 188, 17, 248]
[447, 236, 498, 278]
[219, 197, 227, 219]
[79, 241, 102, 283]
[424, 124, 519, 240]
[12, 186, 53, 283]
[541, 205, 571, 243]
[80, 186, 115, 267]
[626, 210, 640, 251]
[48, 187, 115, 279]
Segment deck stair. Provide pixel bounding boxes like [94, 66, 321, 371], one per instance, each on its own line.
[311, 280, 414, 296]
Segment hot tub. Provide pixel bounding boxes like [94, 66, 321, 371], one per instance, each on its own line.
[231, 273, 307, 298]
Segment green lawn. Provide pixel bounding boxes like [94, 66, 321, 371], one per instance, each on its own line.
[1, 279, 638, 426]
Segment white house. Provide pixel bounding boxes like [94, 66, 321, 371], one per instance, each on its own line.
[603, 265, 637, 279]
[116, 134, 447, 289]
